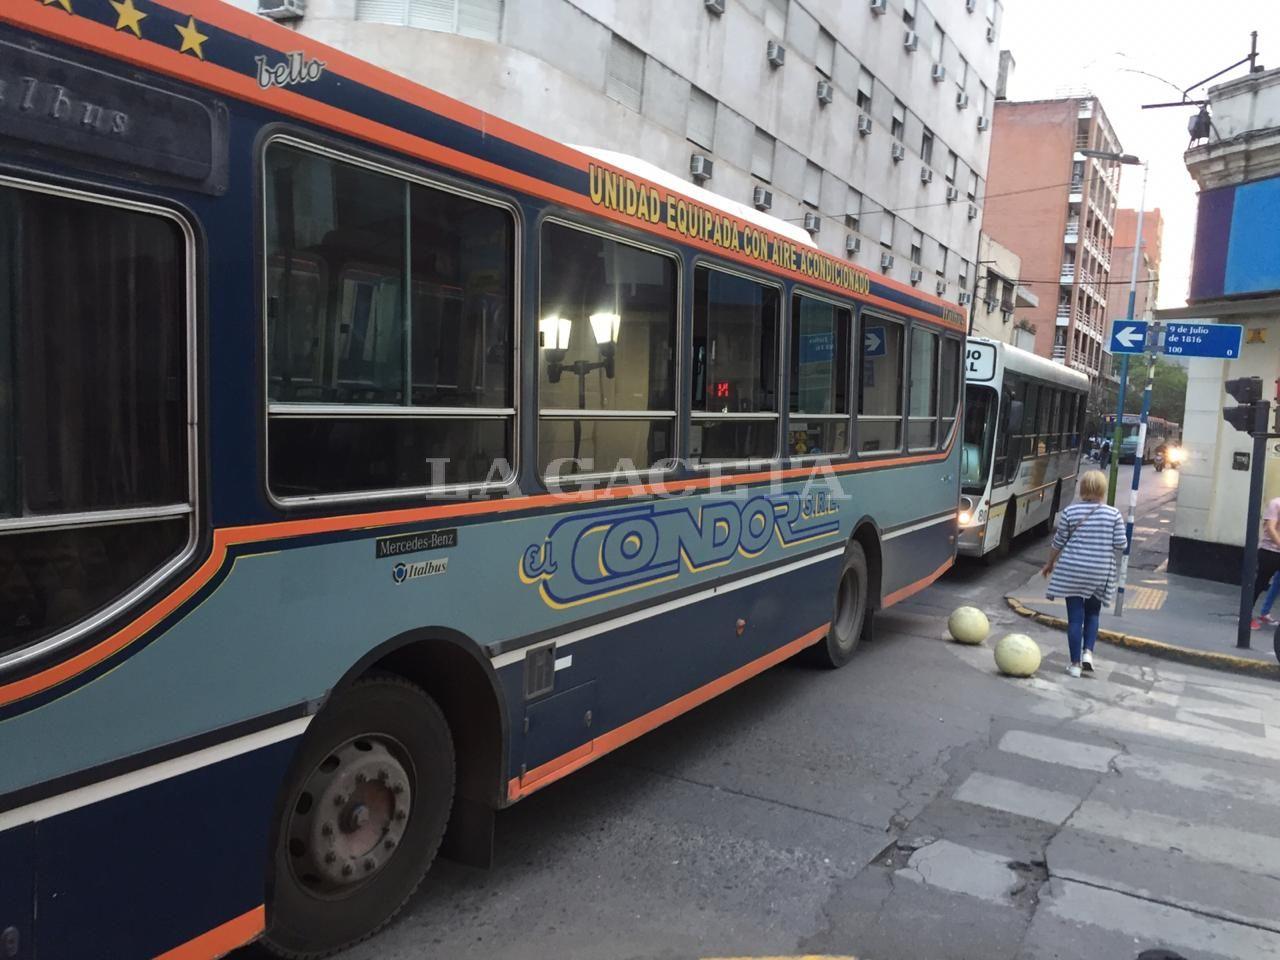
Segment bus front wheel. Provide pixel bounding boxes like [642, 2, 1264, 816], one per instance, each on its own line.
[262, 674, 455, 959]
[812, 541, 869, 669]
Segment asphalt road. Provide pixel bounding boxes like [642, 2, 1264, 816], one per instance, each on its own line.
[241, 462, 1280, 960]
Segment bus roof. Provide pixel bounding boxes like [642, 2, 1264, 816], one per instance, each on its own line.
[966, 337, 1090, 392]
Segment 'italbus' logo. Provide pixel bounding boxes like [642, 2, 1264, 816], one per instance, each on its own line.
[255, 53, 326, 90]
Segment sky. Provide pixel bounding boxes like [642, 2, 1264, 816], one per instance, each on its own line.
[998, 0, 1280, 310]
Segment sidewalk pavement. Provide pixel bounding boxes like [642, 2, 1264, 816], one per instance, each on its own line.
[1008, 567, 1280, 677]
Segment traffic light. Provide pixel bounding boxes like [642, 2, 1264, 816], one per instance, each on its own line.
[1224, 376, 1269, 434]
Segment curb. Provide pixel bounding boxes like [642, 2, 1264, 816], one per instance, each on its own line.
[1005, 597, 1280, 679]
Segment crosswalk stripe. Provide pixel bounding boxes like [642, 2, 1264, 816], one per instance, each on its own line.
[1070, 800, 1280, 880]
[997, 730, 1117, 772]
[1113, 752, 1280, 807]
[1043, 879, 1280, 959]
[952, 772, 1080, 824]
[1080, 706, 1280, 763]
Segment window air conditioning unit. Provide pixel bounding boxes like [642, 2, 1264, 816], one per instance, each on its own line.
[846, 234, 861, 255]
[931, 63, 946, 82]
[968, 203, 979, 220]
[984, 297, 997, 311]
[857, 113, 873, 135]
[945, 185, 959, 202]
[767, 41, 786, 67]
[891, 142, 906, 162]
[977, 115, 990, 131]
[956, 91, 970, 109]
[258, 0, 305, 19]
[986, 24, 996, 42]
[752, 186, 773, 211]
[690, 154, 713, 182]
[881, 252, 895, 269]
[920, 166, 934, 184]
[869, 0, 887, 14]
[817, 80, 834, 105]
[910, 267, 924, 284]
[958, 291, 973, 306]
[903, 30, 919, 52]
[704, 0, 725, 14]
[936, 278, 948, 295]
[965, 0, 977, 11]
[803, 211, 822, 235]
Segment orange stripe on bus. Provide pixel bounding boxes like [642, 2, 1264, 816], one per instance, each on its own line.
[152, 904, 264, 960]
[0, 5, 964, 331]
[508, 623, 830, 802]
[882, 557, 954, 607]
[0, 440, 955, 708]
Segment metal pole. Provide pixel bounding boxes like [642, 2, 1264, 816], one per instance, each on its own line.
[1238, 426, 1268, 648]
[1107, 163, 1149, 506]
[1115, 343, 1157, 616]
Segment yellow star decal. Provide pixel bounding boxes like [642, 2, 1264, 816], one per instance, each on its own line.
[175, 15, 208, 60]
[110, 0, 146, 37]
[41, 0, 73, 13]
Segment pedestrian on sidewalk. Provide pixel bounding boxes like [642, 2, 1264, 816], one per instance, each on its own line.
[1040, 469, 1128, 678]
[1098, 437, 1113, 471]
[1250, 496, 1280, 630]
[1255, 570, 1280, 628]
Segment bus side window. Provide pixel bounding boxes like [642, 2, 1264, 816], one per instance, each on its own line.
[1000, 382, 1023, 485]
[1020, 384, 1039, 461]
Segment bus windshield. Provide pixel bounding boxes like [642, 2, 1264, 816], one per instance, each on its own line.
[962, 384, 997, 493]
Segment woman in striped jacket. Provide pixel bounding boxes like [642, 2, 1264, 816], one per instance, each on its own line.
[1040, 470, 1129, 677]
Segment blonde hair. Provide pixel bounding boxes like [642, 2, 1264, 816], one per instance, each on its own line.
[1078, 469, 1108, 502]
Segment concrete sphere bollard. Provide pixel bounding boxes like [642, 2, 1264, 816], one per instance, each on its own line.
[994, 633, 1042, 677]
[947, 606, 990, 645]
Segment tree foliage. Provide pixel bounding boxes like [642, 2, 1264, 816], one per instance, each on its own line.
[1089, 358, 1188, 433]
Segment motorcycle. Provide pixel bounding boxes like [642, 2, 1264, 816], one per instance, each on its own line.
[1154, 449, 1166, 472]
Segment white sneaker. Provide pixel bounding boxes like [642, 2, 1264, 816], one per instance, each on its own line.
[1081, 650, 1094, 672]
[1067, 664, 1082, 678]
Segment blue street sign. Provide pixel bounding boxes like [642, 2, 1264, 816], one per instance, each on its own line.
[1109, 319, 1148, 355]
[864, 326, 887, 358]
[1162, 322, 1244, 359]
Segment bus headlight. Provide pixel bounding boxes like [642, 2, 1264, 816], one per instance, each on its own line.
[958, 497, 975, 527]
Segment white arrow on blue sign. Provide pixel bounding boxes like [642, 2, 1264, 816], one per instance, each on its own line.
[1109, 319, 1148, 354]
[864, 326, 886, 358]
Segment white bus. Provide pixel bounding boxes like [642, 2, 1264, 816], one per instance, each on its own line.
[957, 338, 1091, 558]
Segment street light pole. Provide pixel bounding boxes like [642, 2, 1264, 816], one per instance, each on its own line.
[1107, 161, 1149, 509]
[1111, 161, 1149, 616]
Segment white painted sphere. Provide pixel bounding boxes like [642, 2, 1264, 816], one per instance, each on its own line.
[947, 606, 990, 645]
[994, 633, 1042, 677]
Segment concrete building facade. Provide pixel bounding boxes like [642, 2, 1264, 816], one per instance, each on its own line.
[969, 232, 1037, 350]
[246, 0, 1003, 305]
[1161, 66, 1280, 582]
[981, 96, 1123, 376]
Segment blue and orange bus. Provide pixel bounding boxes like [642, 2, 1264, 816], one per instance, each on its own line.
[0, 3, 966, 957]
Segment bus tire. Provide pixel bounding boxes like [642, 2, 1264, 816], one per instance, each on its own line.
[262, 674, 455, 959]
[986, 500, 1016, 563]
[1039, 485, 1061, 537]
[811, 540, 869, 669]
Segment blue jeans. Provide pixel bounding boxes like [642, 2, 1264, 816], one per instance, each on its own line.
[1065, 595, 1102, 665]
[1263, 573, 1280, 617]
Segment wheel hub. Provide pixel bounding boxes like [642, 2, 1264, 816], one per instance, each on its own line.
[286, 737, 412, 896]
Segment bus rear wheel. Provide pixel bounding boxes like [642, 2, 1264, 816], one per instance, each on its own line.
[262, 675, 455, 959]
[811, 541, 869, 669]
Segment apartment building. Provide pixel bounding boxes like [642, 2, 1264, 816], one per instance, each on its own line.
[248, 0, 1003, 304]
[981, 96, 1124, 375]
[1112, 207, 1164, 322]
[969, 232, 1038, 349]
